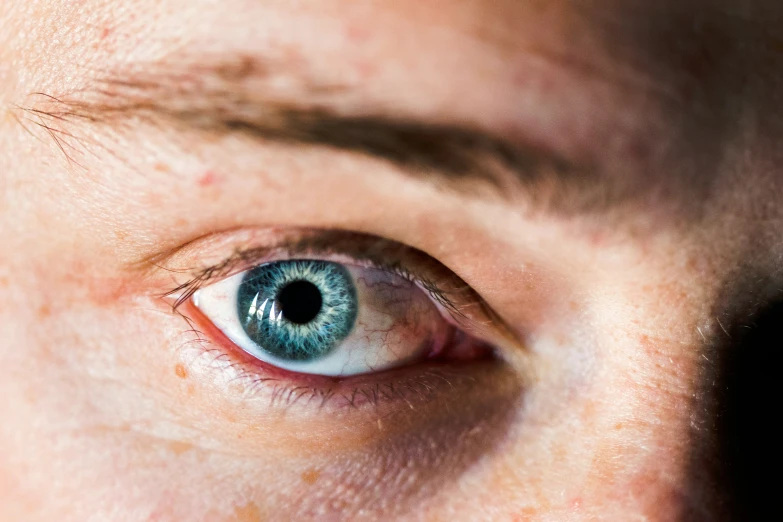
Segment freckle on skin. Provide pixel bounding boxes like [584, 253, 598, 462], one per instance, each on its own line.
[232, 502, 262, 522]
[175, 364, 188, 379]
[513, 507, 539, 521]
[168, 441, 193, 456]
[154, 162, 170, 173]
[38, 304, 52, 318]
[301, 469, 321, 485]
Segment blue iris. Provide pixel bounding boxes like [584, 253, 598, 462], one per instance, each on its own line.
[237, 260, 358, 361]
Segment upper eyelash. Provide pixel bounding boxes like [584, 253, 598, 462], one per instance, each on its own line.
[161, 243, 474, 322]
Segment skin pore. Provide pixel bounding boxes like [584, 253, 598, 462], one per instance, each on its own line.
[2, 0, 783, 520]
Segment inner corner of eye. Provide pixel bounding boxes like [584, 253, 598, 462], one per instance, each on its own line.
[188, 258, 491, 378]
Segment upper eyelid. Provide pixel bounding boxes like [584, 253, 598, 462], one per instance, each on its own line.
[169, 249, 470, 320]
[151, 230, 482, 320]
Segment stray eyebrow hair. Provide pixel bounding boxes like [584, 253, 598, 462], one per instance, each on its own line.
[18, 56, 619, 213]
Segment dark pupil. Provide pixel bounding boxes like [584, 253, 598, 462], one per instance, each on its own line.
[277, 280, 323, 324]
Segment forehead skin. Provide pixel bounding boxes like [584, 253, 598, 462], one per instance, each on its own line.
[1, 1, 783, 521]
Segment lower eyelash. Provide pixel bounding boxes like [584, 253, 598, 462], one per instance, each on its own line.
[174, 301, 491, 414]
[179, 335, 467, 413]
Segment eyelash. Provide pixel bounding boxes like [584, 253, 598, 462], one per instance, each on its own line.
[163, 243, 471, 324]
[153, 231, 504, 413]
[174, 297, 492, 413]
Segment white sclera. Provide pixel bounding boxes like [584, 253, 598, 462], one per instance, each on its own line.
[194, 264, 452, 377]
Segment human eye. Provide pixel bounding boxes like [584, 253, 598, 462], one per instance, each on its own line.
[193, 258, 472, 377]
[161, 228, 519, 411]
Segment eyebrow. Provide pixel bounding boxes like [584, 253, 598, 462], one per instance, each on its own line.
[20, 57, 615, 213]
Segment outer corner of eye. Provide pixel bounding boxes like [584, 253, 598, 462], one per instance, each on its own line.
[190, 257, 484, 378]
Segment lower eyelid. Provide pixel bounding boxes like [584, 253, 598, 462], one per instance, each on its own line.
[162, 283, 528, 510]
[180, 300, 334, 386]
[169, 316, 524, 510]
[173, 301, 523, 452]
[180, 296, 495, 390]
[175, 298, 501, 411]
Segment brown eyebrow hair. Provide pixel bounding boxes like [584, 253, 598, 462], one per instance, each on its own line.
[15, 56, 627, 214]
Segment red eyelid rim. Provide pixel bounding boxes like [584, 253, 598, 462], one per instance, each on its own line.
[180, 298, 348, 385]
